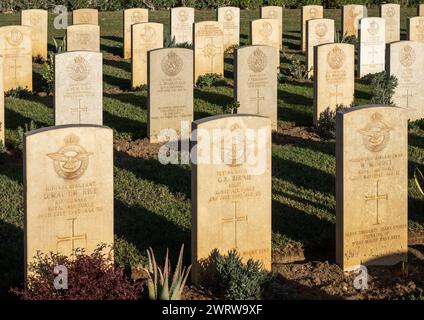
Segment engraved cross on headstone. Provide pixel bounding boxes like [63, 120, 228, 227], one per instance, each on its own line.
[221, 201, 248, 249]
[57, 218, 87, 253]
[365, 180, 388, 225]
[71, 99, 88, 123]
[330, 85, 343, 105]
[224, 32, 233, 46]
[199, 37, 222, 73]
[368, 46, 378, 64]
[10, 57, 22, 81]
[402, 89, 413, 108]
[250, 90, 265, 114]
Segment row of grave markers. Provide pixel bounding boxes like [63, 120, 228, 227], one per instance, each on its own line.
[23, 104, 408, 282]
[14, 4, 424, 60]
[1, 33, 423, 143]
[0, 6, 416, 282]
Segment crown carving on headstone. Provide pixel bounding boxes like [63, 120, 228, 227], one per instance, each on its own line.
[64, 134, 80, 146]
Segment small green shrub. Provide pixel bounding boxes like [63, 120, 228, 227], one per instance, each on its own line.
[222, 101, 240, 114]
[335, 31, 357, 44]
[164, 33, 193, 49]
[196, 73, 226, 88]
[363, 71, 398, 105]
[15, 121, 39, 150]
[5, 87, 32, 99]
[114, 236, 147, 271]
[409, 119, 424, 131]
[41, 37, 65, 95]
[42, 54, 54, 95]
[225, 44, 239, 55]
[282, 53, 311, 82]
[316, 104, 351, 140]
[133, 84, 147, 91]
[214, 249, 275, 300]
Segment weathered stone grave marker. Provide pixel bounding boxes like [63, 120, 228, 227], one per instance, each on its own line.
[123, 8, 149, 59]
[67, 24, 100, 52]
[191, 114, 272, 284]
[194, 21, 224, 82]
[55, 51, 103, 125]
[24, 125, 114, 278]
[313, 43, 354, 125]
[235, 45, 277, 130]
[148, 48, 193, 143]
[21, 9, 48, 60]
[336, 105, 408, 271]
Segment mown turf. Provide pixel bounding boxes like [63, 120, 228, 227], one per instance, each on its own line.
[0, 8, 423, 297]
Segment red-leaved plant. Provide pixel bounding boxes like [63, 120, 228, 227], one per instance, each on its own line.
[11, 244, 143, 300]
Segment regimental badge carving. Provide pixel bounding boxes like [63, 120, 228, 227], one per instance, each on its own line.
[224, 9, 234, 21]
[309, 8, 317, 18]
[367, 21, 379, 36]
[141, 25, 156, 43]
[47, 134, 93, 180]
[259, 22, 273, 40]
[417, 19, 424, 34]
[223, 123, 246, 167]
[315, 23, 328, 37]
[161, 51, 183, 77]
[248, 48, 267, 73]
[399, 44, 416, 68]
[268, 10, 277, 19]
[30, 13, 41, 25]
[327, 45, 345, 70]
[386, 7, 395, 18]
[67, 55, 90, 82]
[131, 11, 145, 23]
[358, 113, 393, 152]
[81, 13, 91, 24]
[6, 28, 23, 47]
[178, 10, 188, 23]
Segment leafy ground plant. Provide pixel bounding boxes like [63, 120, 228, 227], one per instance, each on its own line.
[196, 73, 226, 88]
[5, 87, 32, 98]
[281, 53, 311, 82]
[11, 244, 143, 300]
[222, 101, 240, 114]
[363, 71, 398, 105]
[316, 104, 351, 140]
[214, 250, 275, 300]
[144, 244, 191, 300]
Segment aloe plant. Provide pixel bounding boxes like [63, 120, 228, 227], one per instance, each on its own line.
[414, 167, 424, 196]
[145, 244, 191, 300]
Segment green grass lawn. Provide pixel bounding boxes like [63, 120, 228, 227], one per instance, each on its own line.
[0, 8, 423, 297]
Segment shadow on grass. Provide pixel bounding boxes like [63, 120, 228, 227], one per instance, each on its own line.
[273, 131, 335, 157]
[114, 198, 191, 265]
[103, 109, 146, 138]
[103, 74, 130, 91]
[272, 199, 335, 256]
[272, 155, 335, 196]
[194, 89, 233, 107]
[101, 43, 122, 57]
[0, 220, 24, 298]
[115, 152, 191, 200]
[103, 57, 131, 73]
[224, 56, 234, 80]
[104, 92, 146, 109]
[409, 132, 424, 149]
[5, 106, 51, 130]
